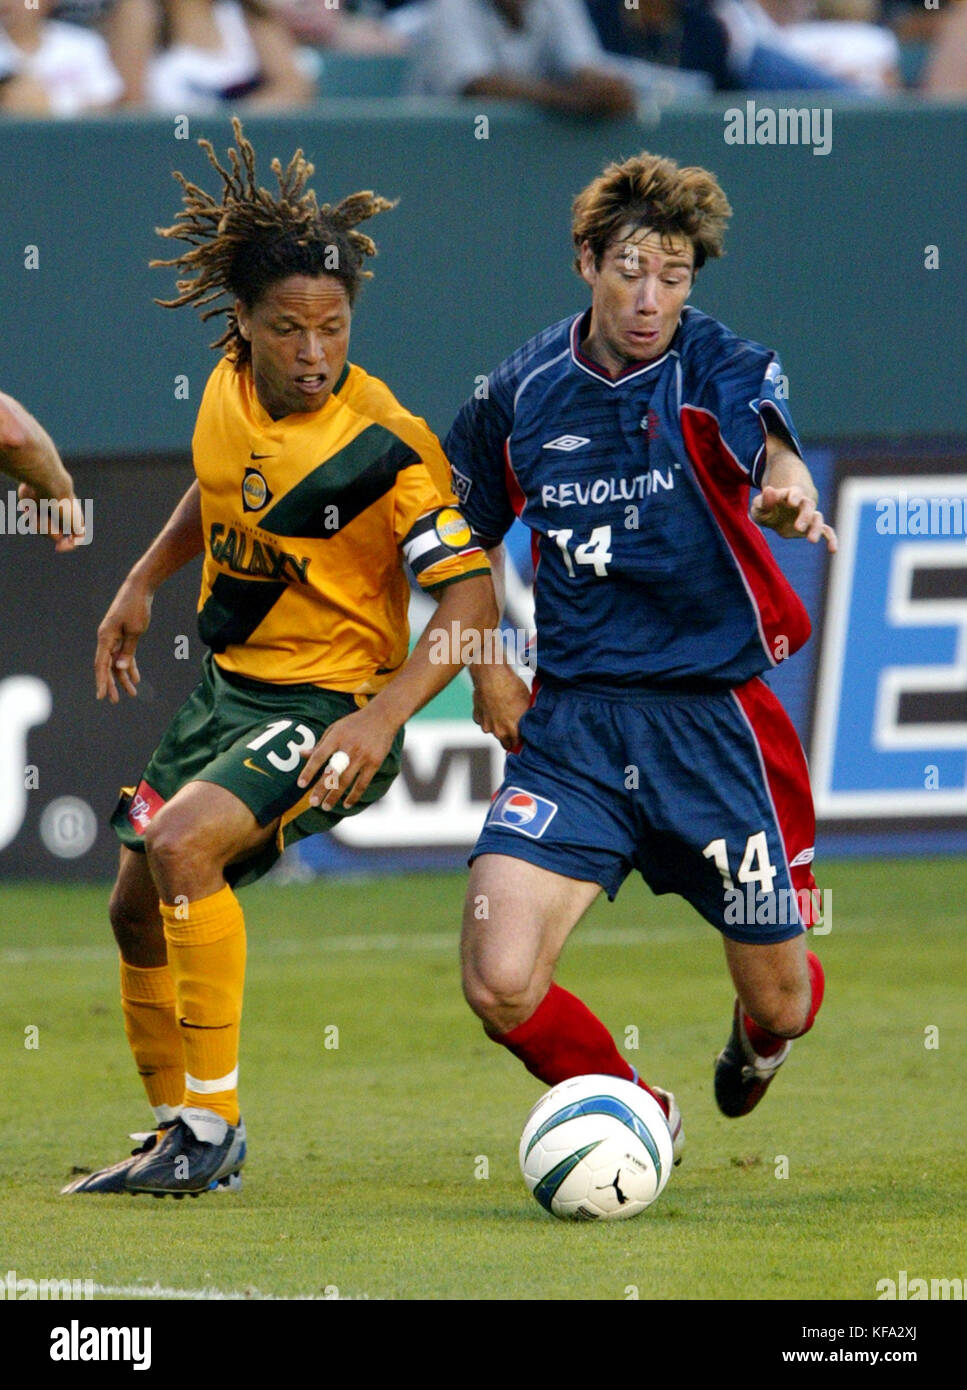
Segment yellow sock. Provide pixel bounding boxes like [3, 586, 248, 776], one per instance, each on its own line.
[160, 885, 246, 1126]
[119, 959, 184, 1119]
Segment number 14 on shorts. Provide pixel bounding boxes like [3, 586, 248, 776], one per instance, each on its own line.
[702, 831, 777, 893]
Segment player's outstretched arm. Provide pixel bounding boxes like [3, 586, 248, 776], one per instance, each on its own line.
[0, 391, 81, 551]
[751, 434, 838, 552]
[468, 544, 531, 751]
[95, 481, 204, 703]
[298, 574, 500, 810]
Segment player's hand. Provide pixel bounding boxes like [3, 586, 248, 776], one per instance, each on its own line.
[297, 702, 399, 812]
[472, 665, 532, 750]
[95, 578, 152, 702]
[751, 485, 838, 552]
[15, 481, 83, 552]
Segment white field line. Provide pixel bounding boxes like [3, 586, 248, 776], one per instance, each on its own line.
[91, 1282, 345, 1301]
[0, 923, 711, 965]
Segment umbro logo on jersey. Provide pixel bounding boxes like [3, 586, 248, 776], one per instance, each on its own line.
[790, 846, 815, 867]
[542, 435, 591, 452]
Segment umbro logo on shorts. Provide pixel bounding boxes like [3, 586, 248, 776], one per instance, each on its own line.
[487, 786, 558, 838]
[790, 846, 815, 867]
[542, 435, 590, 452]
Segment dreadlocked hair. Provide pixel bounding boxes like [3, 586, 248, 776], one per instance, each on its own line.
[152, 118, 396, 367]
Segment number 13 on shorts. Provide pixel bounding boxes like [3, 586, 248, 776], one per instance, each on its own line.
[245, 718, 316, 774]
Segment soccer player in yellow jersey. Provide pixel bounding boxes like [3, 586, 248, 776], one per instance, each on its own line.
[65, 122, 496, 1196]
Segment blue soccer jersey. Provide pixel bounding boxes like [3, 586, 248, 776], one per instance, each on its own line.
[445, 305, 811, 690]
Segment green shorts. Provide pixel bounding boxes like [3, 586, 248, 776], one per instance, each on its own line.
[111, 651, 402, 886]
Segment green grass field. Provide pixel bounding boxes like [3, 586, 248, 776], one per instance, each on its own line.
[1, 859, 965, 1303]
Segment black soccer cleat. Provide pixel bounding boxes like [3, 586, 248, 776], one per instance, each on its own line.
[714, 1002, 791, 1118]
[125, 1107, 246, 1196]
[61, 1124, 174, 1194]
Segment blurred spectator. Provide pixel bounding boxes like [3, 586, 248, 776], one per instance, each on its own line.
[746, 0, 900, 89]
[271, 0, 407, 51]
[883, 0, 946, 43]
[0, 58, 52, 112]
[923, 0, 967, 94]
[143, 0, 315, 110]
[696, 0, 861, 86]
[588, 0, 863, 88]
[0, 0, 123, 113]
[408, 0, 639, 115]
[104, 0, 156, 105]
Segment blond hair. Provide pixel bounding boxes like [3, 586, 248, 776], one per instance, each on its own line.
[572, 151, 732, 273]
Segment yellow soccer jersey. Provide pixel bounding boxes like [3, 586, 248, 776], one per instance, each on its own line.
[192, 357, 489, 692]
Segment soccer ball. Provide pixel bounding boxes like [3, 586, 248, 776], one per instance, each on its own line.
[519, 1074, 674, 1221]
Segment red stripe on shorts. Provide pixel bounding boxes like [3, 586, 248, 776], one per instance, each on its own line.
[732, 677, 820, 926]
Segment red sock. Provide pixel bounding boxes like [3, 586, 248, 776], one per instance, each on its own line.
[496, 984, 668, 1115]
[743, 949, 826, 1056]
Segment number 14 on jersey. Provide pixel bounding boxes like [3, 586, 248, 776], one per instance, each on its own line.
[547, 525, 613, 578]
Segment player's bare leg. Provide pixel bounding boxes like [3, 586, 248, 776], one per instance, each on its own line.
[63, 850, 184, 1193]
[723, 934, 812, 1038]
[462, 855, 683, 1157]
[141, 779, 275, 904]
[116, 781, 276, 1194]
[66, 794, 272, 1195]
[462, 855, 599, 1034]
[108, 846, 183, 1119]
[68, 782, 273, 1198]
[714, 933, 826, 1117]
[109, 846, 166, 966]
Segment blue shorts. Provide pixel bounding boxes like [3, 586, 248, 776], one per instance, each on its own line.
[471, 677, 819, 945]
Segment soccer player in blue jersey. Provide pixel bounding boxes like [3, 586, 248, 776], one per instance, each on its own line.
[447, 152, 837, 1153]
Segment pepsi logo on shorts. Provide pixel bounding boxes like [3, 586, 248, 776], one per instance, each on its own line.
[487, 786, 558, 839]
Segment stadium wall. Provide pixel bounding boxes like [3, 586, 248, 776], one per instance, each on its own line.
[1, 105, 965, 879]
